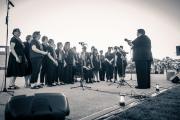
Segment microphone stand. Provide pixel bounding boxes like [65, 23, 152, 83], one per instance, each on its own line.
[117, 52, 132, 88]
[0, 0, 14, 96]
[129, 48, 133, 80]
[71, 46, 91, 90]
[125, 39, 135, 81]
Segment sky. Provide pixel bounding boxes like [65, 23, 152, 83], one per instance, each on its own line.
[0, 0, 180, 60]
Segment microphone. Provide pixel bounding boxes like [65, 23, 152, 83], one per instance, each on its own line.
[124, 38, 133, 47]
[124, 38, 131, 42]
[8, 0, 15, 7]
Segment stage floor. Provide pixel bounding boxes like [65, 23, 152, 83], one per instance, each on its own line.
[0, 73, 176, 120]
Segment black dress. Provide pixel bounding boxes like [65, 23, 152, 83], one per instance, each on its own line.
[63, 49, 74, 84]
[46, 46, 58, 85]
[105, 52, 114, 80]
[56, 49, 65, 82]
[91, 54, 100, 72]
[23, 41, 32, 75]
[6, 37, 29, 77]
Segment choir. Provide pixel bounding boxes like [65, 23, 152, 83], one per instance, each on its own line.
[6, 28, 128, 89]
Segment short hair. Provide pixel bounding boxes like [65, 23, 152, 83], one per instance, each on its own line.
[57, 42, 62, 48]
[91, 46, 95, 49]
[137, 29, 145, 35]
[82, 46, 87, 50]
[32, 31, 40, 39]
[108, 47, 112, 49]
[48, 39, 54, 44]
[41, 36, 48, 42]
[12, 28, 20, 35]
[114, 46, 118, 49]
[26, 35, 31, 41]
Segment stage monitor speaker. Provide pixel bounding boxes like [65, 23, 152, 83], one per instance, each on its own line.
[5, 93, 70, 120]
[170, 75, 180, 83]
[176, 46, 180, 56]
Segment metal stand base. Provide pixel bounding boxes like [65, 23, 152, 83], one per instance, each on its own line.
[117, 79, 132, 88]
[0, 88, 14, 96]
[71, 80, 91, 90]
[108, 78, 132, 88]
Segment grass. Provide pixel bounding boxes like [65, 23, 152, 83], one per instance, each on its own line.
[106, 85, 180, 120]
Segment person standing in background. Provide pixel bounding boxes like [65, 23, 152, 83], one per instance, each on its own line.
[56, 42, 65, 85]
[30, 31, 48, 89]
[99, 50, 105, 81]
[23, 35, 32, 88]
[63, 42, 74, 84]
[46, 39, 58, 86]
[40, 36, 49, 86]
[7, 28, 29, 89]
[105, 47, 114, 82]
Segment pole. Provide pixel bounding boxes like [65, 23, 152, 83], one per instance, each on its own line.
[2, 0, 10, 92]
[1, 0, 14, 96]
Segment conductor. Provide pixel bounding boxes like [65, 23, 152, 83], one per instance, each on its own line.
[125, 29, 153, 89]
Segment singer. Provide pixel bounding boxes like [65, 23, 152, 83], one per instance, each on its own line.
[125, 29, 153, 89]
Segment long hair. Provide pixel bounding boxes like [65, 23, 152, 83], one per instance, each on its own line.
[63, 42, 70, 52]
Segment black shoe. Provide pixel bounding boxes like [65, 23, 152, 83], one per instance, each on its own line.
[135, 86, 148, 89]
[89, 81, 93, 83]
[47, 84, 53, 87]
[30, 86, 39, 89]
[8, 85, 20, 90]
[60, 82, 65, 85]
[37, 84, 43, 88]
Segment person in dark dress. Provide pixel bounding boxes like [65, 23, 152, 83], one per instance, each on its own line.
[46, 39, 58, 86]
[113, 46, 122, 82]
[99, 50, 105, 81]
[23, 35, 32, 88]
[40, 36, 49, 86]
[90, 48, 100, 82]
[105, 47, 114, 82]
[56, 42, 65, 85]
[80, 46, 93, 83]
[72, 46, 79, 82]
[7, 28, 29, 89]
[30, 31, 48, 89]
[119, 46, 128, 77]
[126, 29, 153, 89]
[113, 46, 128, 82]
[72, 47, 81, 80]
[63, 42, 74, 84]
[83, 59, 93, 83]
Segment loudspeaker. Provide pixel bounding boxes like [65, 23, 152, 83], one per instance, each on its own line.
[5, 93, 70, 120]
[170, 75, 180, 83]
[176, 46, 180, 56]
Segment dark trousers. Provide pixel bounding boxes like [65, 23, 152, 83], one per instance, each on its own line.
[114, 66, 119, 80]
[99, 67, 105, 81]
[114, 65, 125, 80]
[83, 68, 93, 82]
[63, 64, 73, 84]
[135, 60, 151, 88]
[46, 61, 57, 85]
[30, 57, 42, 84]
[57, 62, 64, 82]
[40, 56, 48, 84]
[106, 63, 114, 80]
